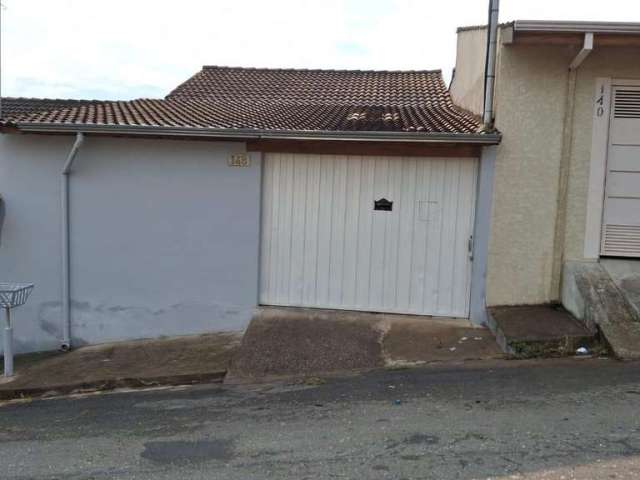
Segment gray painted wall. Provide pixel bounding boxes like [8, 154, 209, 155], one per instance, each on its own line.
[0, 134, 260, 353]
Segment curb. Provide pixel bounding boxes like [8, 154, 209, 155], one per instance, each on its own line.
[0, 370, 227, 401]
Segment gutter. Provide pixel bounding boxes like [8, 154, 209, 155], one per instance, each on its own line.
[60, 132, 84, 351]
[550, 32, 594, 300]
[10, 123, 501, 145]
[513, 20, 640, 35]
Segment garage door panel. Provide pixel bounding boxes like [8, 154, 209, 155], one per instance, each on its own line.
[354, 156, 375, 308]
[315, 156, 334, 306]
[409, 158, 432, 313]
[328, 156, 347, 306]
[260, 153, 477, 317]
[369, 156, 391, 310]
[446, 162, 466, 315]
[396, 158, 419, 310]
[340, 156, 362, 307]
[301, 155, 321, 305]
[280, 154, 296, 303]
[453, 160, 479, 315]
[437, 161, 460, 314]
[290, 156, 308, 304]
[424, 159, 446, 314]
[382, 157, 404, 310]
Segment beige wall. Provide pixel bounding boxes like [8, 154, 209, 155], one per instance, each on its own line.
[450, 27, 488, 116]
[563, 48, 640, 262]
[484, 42, 640, 306]
[486, 44, 573, 306]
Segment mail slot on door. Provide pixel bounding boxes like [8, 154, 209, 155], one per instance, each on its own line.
[374, 198, 393, 211]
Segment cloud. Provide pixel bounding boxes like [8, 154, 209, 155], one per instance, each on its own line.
[1, 0, 639, 100]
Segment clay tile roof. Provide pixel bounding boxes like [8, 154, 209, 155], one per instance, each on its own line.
[1, 97, 106, 121]
[3, 67, 483, 136]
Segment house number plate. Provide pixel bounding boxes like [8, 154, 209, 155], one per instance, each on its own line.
[229, 153, 250, 167]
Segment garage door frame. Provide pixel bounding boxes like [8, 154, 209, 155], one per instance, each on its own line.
[256, 147, 497, 325]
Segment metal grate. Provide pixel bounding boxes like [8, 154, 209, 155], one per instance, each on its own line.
[0, 283, 35, 308]
[614, 89, 640, 119]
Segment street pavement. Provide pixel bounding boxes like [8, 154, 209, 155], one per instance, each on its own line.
[1, 358, 640, 479]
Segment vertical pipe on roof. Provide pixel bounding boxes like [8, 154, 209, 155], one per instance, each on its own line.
[482, 0, 500, 130]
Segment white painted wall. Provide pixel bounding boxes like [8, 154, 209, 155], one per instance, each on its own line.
[0, 134, 261, 353]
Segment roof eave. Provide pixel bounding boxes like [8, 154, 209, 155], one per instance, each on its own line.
[7, 122, 501, 145]
[512, 20, 640, 35]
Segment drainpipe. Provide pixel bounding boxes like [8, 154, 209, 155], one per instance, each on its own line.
[550, 33, 594, 301]
[482, 0, 500, 130]
[60, 132, 84, 351]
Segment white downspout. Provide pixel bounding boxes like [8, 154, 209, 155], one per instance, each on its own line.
[482, 0, 500, 130]
[61, 132, 84, 351]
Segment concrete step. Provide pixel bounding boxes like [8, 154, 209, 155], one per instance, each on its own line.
[601, 259, 640, 320]
[487, 305, 599, 358]
[563, 261, 640, 361]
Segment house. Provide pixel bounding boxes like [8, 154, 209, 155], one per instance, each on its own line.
[451, 21, 640, 342]
[4, 17, 639, 358]
[0, 68, 499, 353]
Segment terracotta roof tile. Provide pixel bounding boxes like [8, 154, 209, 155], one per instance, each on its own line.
[168, 66, 451, 107]
[1, 97, 105, 120]
[3, 67, 482, 135]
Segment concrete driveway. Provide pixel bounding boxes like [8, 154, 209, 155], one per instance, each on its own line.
[1, 358, 640, 479]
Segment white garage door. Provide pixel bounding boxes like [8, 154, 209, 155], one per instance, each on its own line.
[602, 86, 640, 257]
[260, 153, 478, 318]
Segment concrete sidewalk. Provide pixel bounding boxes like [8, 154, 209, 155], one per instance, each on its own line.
[230, 307, 504, 379]
[0, 309, 504, 399]
[0, 332, 241, 400]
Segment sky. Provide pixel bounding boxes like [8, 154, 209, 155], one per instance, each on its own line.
[1, 0, 640, 100]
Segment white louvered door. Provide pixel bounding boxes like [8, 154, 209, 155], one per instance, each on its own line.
[602, 86, 640, 257]
[260, 153, 478, 318]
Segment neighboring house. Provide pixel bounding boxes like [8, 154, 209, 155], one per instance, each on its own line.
[0, 67, 499, 353]
[451, 21, 640, 310]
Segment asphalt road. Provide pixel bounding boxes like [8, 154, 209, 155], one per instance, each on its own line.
[1, 358, 640, 479]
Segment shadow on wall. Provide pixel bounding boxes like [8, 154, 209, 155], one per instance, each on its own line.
[3, 299, 252, 355]
[37, 299, 252, 348]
